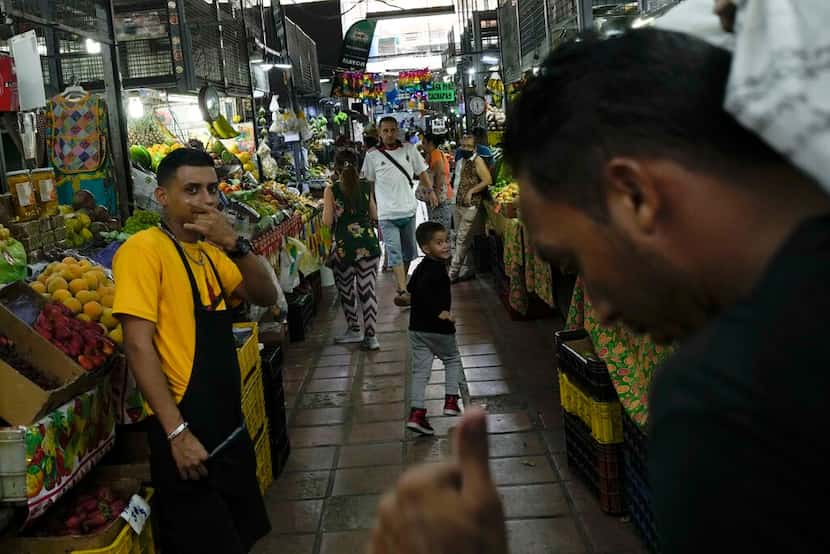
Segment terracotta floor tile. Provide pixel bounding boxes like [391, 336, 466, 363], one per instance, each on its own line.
[429, 370, 445, 384]
[252, 533, 315, 554]
[462, 354, 504, 368]
[305, 378, 353, 393]
[347, 420, 405, 444]
[361, 375, 405, 390]
[284, 446, 337, 472]
[404, 436, 451, 464]
[506, 518, 587, 554]
[354, 402, 406, 423]
[299, 392, 351, 409]
[465, 366, 515, 382]
[499, 484, 570, 519]
[364, 349, 408, 363]
[332, 465, 403, 496]
[363, 361, 405, 376]
[487, 432, 546, 458]
[358, 386, 404, 405]
[290, 425, 346, 448]
[487, 412, 533, 434]
[313, 365, 356, 379]
[268, 471, 331, 500]
[293, 408, 349, 427]
[543, 428, 567, 453]
[458, 343, 499, 356]
[283, 366, 310, 382]
[321, 495, 381, 531]
[467, 380, 516, 397]
[456, 333, 494, 346]
[316, 354, 355, 367]
[319, 530, 372, 554]
[264, 499, 324, 533]
[490, 456, 558, 486]
[580, 512, 647, 553]
[320, 345, 353, 356]
[284, 380, 302, 395]
[338, 442, 404, 468]
[563, 480, 603, 514]
[552, 453, 575, 481]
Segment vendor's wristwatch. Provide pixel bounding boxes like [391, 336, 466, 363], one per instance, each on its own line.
[227, 236, 254, 259]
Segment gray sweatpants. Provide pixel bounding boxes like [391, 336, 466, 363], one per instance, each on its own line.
[409, 331, 462, 409]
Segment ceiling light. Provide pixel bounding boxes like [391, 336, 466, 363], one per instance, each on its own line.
[274, 63, 292, 69]
[631, 16, 656, 29]
[127, 97, 144, 119]
[467, 68, 476, 75]
[85, 39, 101, 54]
[320, 78, 331, 83]
[259, 63, 274, 71]
[481, 55, 498, 64]
[488, 65, 499, 71]
[446, 67, 457, 75]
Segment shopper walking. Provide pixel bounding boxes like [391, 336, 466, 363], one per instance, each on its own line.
[369, 28, 830, 554]
[422, 133, 453, 230]
[323, 149, 382, 351]
[362, 116, 437, 307]
[406, 222, 463, 435]
[114, 148, 278, 553]
[449, 134, 492, 283]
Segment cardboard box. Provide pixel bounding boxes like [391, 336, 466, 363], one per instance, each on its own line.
[0, 284, 105, 425]
[0, 466, 147, 554]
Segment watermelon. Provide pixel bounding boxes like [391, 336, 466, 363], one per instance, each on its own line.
[129, 145, 152, 169]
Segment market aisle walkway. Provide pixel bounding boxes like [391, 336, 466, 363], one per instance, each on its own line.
[253, 271, 646, 554]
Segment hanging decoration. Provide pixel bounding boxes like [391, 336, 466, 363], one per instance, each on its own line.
[332, 72, 385, 104]
[397, 69, 433, 93]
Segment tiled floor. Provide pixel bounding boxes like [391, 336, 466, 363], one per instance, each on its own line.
[253, 269, 646, 554]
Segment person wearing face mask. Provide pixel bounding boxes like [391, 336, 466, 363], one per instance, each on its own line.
[113, 148, 278, 553]
[449, 134, 492, 283]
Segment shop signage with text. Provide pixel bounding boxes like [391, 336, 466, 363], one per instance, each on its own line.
[428, 82, 455, 103]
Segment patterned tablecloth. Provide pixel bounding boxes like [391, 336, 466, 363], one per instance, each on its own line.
[565, 277, 676, 428]
[484, 201, 554, 314]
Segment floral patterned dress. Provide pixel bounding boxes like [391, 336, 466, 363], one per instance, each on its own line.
[331, 179, 381, 265]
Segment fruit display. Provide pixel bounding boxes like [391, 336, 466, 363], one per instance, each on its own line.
[34, 302, 116, 371]
[147, 142, 185, 172]
[209, 115, 241, 139]
[119, 209, 159, 237]
[0, 222, 11, 249]
[27, 483, 127, 537]
[491, 179, 519, 203]
[127, 113, 172, 148]
[30, 256, 122, 345]
[0, 334, 60, 390]
[64, 212, 94, 248]
[128, 145, 152, 169]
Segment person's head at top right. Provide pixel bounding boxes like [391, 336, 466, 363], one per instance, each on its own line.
[379, 116, 400, 148]
[505, 28, 830, 344]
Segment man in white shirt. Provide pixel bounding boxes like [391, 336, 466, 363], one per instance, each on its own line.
[362, 117, 436, 307]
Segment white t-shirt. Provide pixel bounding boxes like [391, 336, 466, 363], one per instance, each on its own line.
[361, 143, 428, 221]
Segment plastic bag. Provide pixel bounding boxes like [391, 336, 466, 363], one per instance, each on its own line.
[0, 239, 28, 284]
[131, 163, 161, 212]
[257, 141, 279, 181]
[278, 238, 301, 293]
[288, 236, 319, 276]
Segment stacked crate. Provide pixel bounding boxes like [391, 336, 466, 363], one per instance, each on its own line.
[262, 345, 291, 479]
[623, 415, 660, 553]
[555, 329, 625, 514]
[235, 323, 272, 494]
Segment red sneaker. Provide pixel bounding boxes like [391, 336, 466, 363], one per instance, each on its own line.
[406, 408, 435, 435]
[443, 394, 462, 416]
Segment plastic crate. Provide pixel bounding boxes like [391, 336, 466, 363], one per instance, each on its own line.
[254, 427, 273, 495]
[242, 365, 266, 441]
[555, 329, 618, 401]
[286, 292, 314, 342]
[234, 322, 260, 382]
[72, 488, 156, 554]
[558, 371, 623, 444]
[564, 411, 625, 515]
[622, 415, 659, 553]
[271, 428, 291, 480]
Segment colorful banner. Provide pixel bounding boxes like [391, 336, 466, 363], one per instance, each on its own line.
[339, 20, 377, 71]
[332, 72, 385, 104]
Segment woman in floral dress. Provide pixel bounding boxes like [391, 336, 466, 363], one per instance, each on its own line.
[323, 149, 382, 350]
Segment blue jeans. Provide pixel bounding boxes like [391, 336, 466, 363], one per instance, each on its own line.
[379, 216, 418, 268]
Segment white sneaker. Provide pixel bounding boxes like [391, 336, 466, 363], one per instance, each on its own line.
[361, 335, 381, 351]
[335, 327, 363, 344]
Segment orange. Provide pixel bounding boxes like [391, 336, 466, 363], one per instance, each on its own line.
[51, 289, 72, 303]
[83, 301, 103, 321]
[37, 273, 49, 284]
[78, 260, 91, 269]
[100, 308, 119, 330]
[100, 293, 115, 309]
[30, 281, 46, 294]
[69, 278, 88, 295]
[47, 277, 69, 294]
[83, 273, 99, 290]
[52, 263, 68, 275]
[62, 256, 78, 265]
[76, 313, 92, 322]
[62, 297, 82, 314]
[75, 290, 98, 304]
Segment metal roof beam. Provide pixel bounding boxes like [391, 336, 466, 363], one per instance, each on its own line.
[366, 6, 455, 21]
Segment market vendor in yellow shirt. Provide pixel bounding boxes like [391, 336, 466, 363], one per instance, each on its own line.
[113, 148, 278, 554]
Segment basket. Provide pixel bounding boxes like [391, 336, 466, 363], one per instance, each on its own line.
[555, 329, 618, 401]
[234, 322, 260, 382]
[254, 427, 273, 495]
[242, 364, 266, 442]
[623, 415, 659, 553]
[558, 371, 623, 444]
[564, 411, 625, 515]
[72, 488, 156, 554]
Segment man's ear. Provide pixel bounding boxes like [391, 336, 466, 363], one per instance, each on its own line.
[604, 157, 660, 234]
[154, 186, 167, 207]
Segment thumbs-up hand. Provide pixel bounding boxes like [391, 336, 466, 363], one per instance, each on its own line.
[368, 409, 508, 554]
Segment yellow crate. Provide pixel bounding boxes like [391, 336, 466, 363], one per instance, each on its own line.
[255, 426, 273, 494]
[558, 372, 623, 445]
[242, 364, 266, 441]
[73, 488, 156, 554]
[234, 322, 260, 382]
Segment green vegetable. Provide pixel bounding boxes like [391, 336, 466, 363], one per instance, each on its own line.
[122, 210, 161, 236]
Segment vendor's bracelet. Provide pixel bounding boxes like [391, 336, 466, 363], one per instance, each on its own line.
[167, 422, 189, 442]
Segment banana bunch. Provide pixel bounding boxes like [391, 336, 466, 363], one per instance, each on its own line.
[493, 182, 519, 203]
[208, 115, 241, 139]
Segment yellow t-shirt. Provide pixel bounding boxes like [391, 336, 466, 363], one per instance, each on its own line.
[112, 227, 243, 403]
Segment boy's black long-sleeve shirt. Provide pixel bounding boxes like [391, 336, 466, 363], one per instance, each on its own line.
[407, 257, 455, 335]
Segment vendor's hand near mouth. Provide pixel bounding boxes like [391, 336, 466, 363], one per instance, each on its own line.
[171, 428, 209, 480]
[183, 207, 237, 252]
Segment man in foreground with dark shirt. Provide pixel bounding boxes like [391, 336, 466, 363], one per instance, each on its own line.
[368, 29, 830, 554]
[406, 222, 463, 436]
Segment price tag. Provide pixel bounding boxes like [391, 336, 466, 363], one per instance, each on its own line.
[120, 493, 152, 534]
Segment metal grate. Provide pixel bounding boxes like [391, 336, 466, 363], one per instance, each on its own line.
[548, 0, 578, 27]
[221, 21, 251, 90]
[185, 0, 224, 85]
[57, 31, 105, 87]
[118, 38, 175, 81]
[518, 0, 547, 58]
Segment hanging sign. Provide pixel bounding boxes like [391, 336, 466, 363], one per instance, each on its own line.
[339, 20, 377, 71]
[427, 82, 456, 103]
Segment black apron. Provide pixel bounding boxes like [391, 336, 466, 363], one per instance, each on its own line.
[147, 227, 271, 553]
